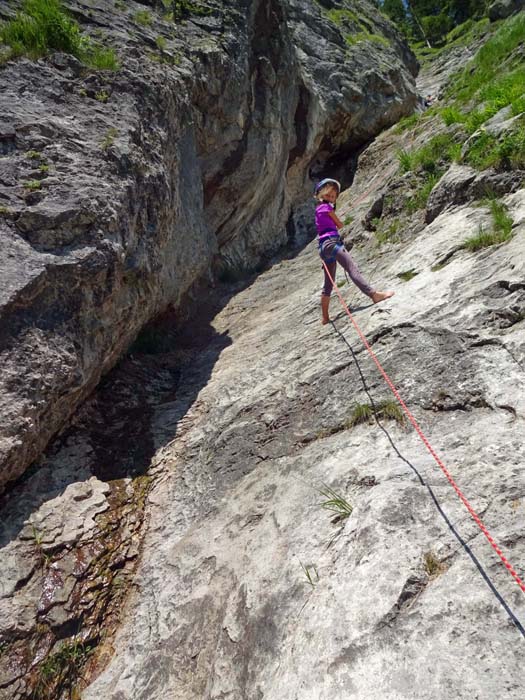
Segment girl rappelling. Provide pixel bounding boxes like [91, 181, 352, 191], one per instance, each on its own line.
[314, 178, 394, 324]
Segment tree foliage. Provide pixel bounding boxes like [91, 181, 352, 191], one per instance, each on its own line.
[380, 0, 491, 46]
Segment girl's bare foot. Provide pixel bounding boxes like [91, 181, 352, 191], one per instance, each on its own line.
[322, 316, 330, 325]
[371, 290, 395, 304]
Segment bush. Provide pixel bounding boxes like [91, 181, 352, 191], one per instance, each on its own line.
[422, 13, 452, 46]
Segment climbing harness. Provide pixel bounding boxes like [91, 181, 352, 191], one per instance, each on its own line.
[318, 236, 344, 264]
[322, 259, 525, 595]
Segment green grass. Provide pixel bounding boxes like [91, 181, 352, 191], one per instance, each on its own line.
[343, 215, 353, 226]
[35, 640, 93, 698]
[394, 113, 419, 134]
[38, 163, 49, 173]
[346, 31, 389, 48]
[133, 10, 152, 26]
[463, 199, 514, 252]
[348, 400, 405, 428]
[300, 561, 319, 587]
[87, 44, 119, 70]
[405, 172, 442, 214]
[156, 35, 167, 51]
[397, 269, 419, 282]
[449, 13, 525, 104]
[375, 219, 401, 246]
[463, 119, 525, 171]
[101, 127, 118, 150]
[23, 179, 41, 190]
[397, 132, 460, 174]
[0, 0, 83, 59]
[0, 0, 119, 70]
[423, 551, 446, 578]
[319, 484, 353, 520]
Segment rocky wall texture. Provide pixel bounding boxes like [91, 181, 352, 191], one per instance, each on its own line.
[0, 0, 417, 492]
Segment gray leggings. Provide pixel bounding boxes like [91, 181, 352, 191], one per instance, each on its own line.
[320, 241, 374, 297]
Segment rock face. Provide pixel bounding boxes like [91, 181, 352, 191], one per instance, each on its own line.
[81, 182, 525, 698]
[489, 0, 525, 21]
[0, 0, 417, 492]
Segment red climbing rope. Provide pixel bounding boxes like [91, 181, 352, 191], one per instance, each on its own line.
[322, 260, 525, 594]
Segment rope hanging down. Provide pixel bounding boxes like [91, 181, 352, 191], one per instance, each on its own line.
[322, 260, 525, 595]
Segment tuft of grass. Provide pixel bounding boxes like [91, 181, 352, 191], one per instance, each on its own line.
[337, 278, 347, 287]
[463, 215, 513, 252]
[397, 269, 418, 282]
[156, 35, 167, 51]
[38, 163, 49, 173]
[405, 172, 442, 214]
[347, 403, 374, 427]
[463, 199, 513, 252]
[348, 400, 405, 428]
[23, 179, 41, 190]
[133, 10, 152, 26]
[375, 219, 401, 246]
[319, 484, 353, 520]
[95, 89, 109, 102]
[86, 44, 119, 71]
[379, 400, 406, 426]
[101, 127, 118, 150]
[394, 113, 419, 134]
[423, 551, 446, 578]
[300, 561, 319, 588]
[25, 149, 42, 160]
[398, 133, 460, 175]
[343, 215, 353, 226]
[0, 206, 13, 216]
[35, 640, 93, 698]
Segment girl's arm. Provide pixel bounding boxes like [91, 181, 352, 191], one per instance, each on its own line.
[328, 210, 344, 229]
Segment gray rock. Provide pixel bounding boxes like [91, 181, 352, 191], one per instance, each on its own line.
[489, 0, 525, 21]
[0, 0, 417, 492]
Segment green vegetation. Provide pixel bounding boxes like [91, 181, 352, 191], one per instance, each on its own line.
[462, 118, 525, 171]
[133, 10, 152, 26]
[25, 149, 42, 160]
[0, 641, 8, 657]
[348, 400, 405, 428]
[167, 0, 213, 22]
[95, 89, 109, 102]
[394, 113, 420, 134]
[0, 0, 119, 70]
[405, 172, 442, 213]
[346, 31, 389, 48]
[319, 484, 353, 520]
[343, 215, 353, 226]
[381, 0, 490, 49]
[35, 640, 93, 699]
[38, 163, 49, 173]
[423, 551, 446, 578]
[0, 206, 13, 216]
[101, 127, 118, 150]
[374, 218, 401, 245]
[23, 179, 41, 190]
[463, 199, 514, 252]
[156, 35, 167, 51]
[300, 561, 319, 588]
[397, 269, 419, 282]
[397, 132, 460, 174]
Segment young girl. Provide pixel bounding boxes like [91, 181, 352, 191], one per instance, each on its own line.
[315, 178, 394, 324]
